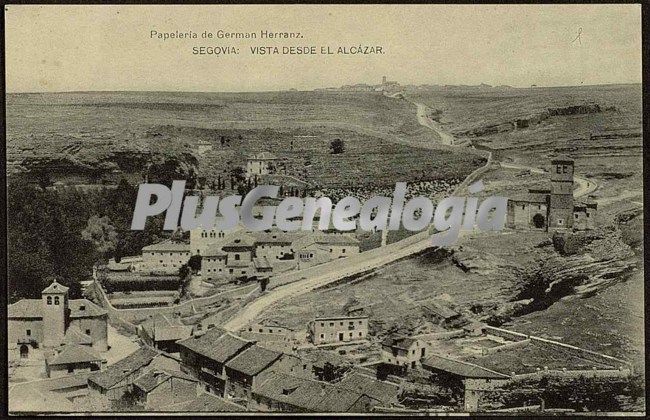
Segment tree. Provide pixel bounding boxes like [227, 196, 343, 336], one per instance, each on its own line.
[187, 255, 202, 272]
[330, 138, 345, 154]
[317, 362, 349, 382]
[81, 215, 118, 259]
[260, 277, 270, 292]
[178, 264, 192, 298]
[170, 227, 186, 243]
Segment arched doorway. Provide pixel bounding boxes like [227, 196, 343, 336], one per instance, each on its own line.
[19, 344, 29, 359]
[532, 213, 546, 229]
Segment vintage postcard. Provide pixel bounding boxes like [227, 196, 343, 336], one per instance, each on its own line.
[4, 4, 645, 415]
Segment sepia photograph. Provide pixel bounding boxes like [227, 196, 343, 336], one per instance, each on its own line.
[3, 3, 645, 415]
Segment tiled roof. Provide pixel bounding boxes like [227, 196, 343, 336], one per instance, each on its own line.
[252, 231, 304, 245]
[69, 299, 107, 318]
[8, 300, 42, 319]
[133, 370, 172, 393]
[8, 298, 106, 319]
[178, 329, 251, 364]
[225, 345, 282, 376]
[63, 327, 93, 346]
[253, 372, 375, 412]
[381, 336, 420, 351]
[338, 372, 400, 406]
[226, 260, 252, 268]
[253, 257, 273, 270]
[88, 347, 159, 389]
[422, 300, 460, 320]
[145, 315, 193, 342]
[222, 232, 256, 249]
[180, 393, 247, 412]
[42, 280, 69, 294]
[48, 344, 103, 366]
[142, 240, 191, 252]
[317, 385, 377, 412]
[133, 369, 196, 394]
[422, 354, 510, 379]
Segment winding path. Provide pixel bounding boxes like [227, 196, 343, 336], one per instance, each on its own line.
[222, 95, 598, 332]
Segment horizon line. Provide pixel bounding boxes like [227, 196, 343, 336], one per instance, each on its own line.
[5, 82, 642, 95]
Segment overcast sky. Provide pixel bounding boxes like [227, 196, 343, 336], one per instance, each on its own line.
[5, 4, 642, 92]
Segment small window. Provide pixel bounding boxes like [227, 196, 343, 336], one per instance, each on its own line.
[320, 333, 324, 338]
[47, 296, 52, 305]
[26, 329, 31, 336]
[342, 249, 346, 253]
[235, 254, 240, 260]
[359, 332, 362, 337]
[320, 323, 324, 327]
[329, 323, 334, 327]
[86, 329, 91, 335]
[54, 296, 60, 305]
[556, 165, 562, 174]
[68, 366, 75, 373]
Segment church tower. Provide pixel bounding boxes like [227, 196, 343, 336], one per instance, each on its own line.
[42, 279, 70, 348]
[548, 156, 574, 230]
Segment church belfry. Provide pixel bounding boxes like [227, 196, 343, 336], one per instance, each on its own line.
[42, 279, 70, 348]
[548, 156, 575, 230]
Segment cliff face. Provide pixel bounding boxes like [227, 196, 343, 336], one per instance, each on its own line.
[8, 131, 200, 186]
[449, 226, 637, 326]
[455, 103, 613, 138]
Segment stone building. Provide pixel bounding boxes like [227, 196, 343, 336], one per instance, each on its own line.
[8, 280, 108, 359]
[246, 152, 282, 179]
[380, 336, 427, 370]
[308, 315, 369, 345]
[421, 354, 510, 412]
[506, 156, 597, 232]
[141, 240, 192, 274]
[45, 344, 105, 378]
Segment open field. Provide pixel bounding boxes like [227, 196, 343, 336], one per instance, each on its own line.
[6, 91, 485, 189]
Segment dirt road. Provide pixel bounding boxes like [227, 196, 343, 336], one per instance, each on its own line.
[222, 96, 599, 332]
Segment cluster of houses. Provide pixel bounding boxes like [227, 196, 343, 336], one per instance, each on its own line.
[81, 325, 402, 413]
[137, 225, 360, 283]
[10, 280, 634, 413]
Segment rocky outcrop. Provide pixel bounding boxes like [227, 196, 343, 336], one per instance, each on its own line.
[456, 103, 615, 138]
[450, 227, 637, 325]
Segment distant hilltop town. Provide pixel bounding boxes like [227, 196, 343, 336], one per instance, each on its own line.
[313, 76, 514, 93]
